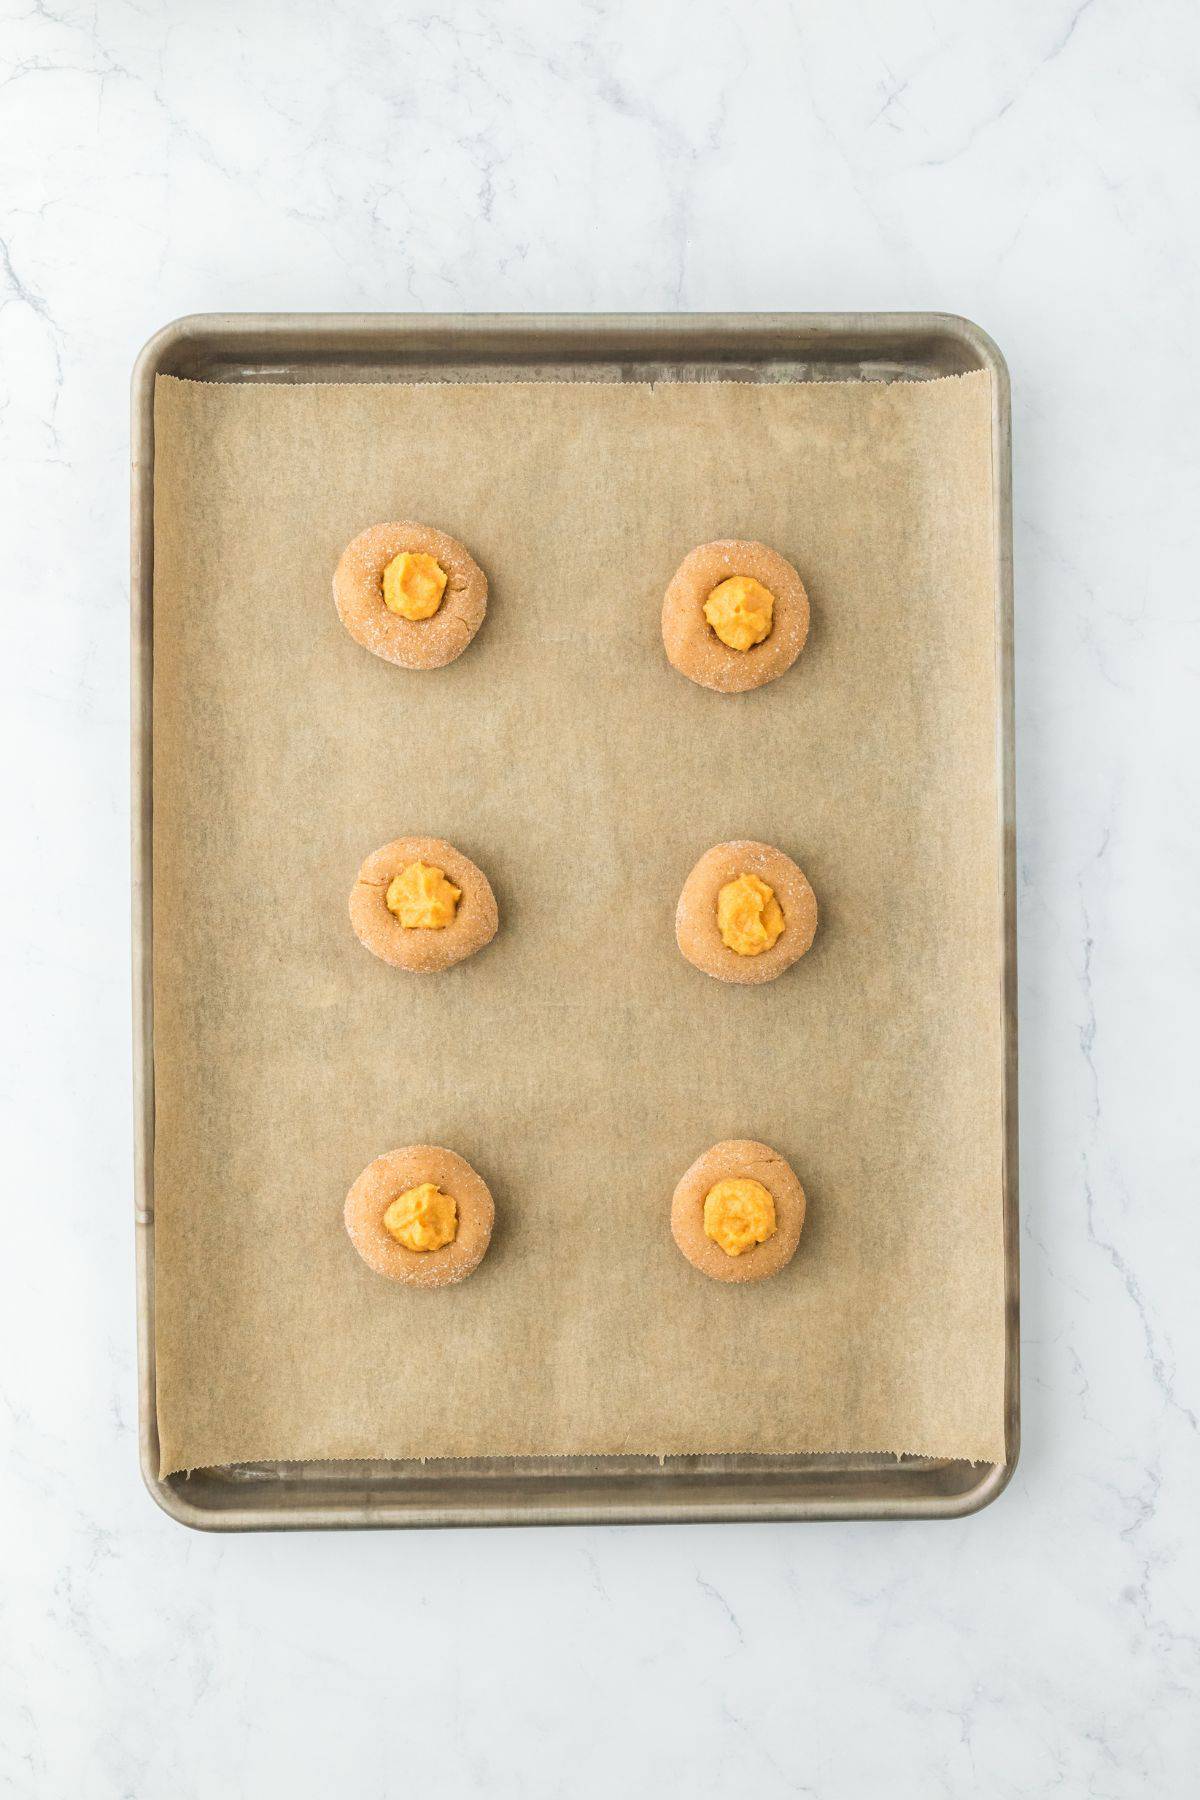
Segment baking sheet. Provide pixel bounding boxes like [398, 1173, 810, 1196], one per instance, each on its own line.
[151, 370, 1005, 1475]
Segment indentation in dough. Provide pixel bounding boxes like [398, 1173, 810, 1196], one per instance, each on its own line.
[716, 872, 785, 956]
[383, 1183, 458, 1252]
[703, 575, 774, 651]
[382, 551, 447, 620]
[385, 861, 461, 930]
[703, 1177, 777, 1255]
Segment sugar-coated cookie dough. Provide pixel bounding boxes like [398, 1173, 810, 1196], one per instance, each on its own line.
[349, 835, 498, 972]
[671, 1139, 806, 1284]
[662, 539, 809, 692]
[345, 1145, 495, 1288]
[676, 840, 817, 985]
[334, 521, 487, 669]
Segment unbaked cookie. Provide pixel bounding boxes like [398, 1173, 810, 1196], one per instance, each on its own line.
[334, 521, 487, 669]
[671, 1139, 806, 1284]
[676, 839, 817, 985]
[662, 539, 809, 692]
[345, 1144, 495, 1288]
[349, 835, 498, 972]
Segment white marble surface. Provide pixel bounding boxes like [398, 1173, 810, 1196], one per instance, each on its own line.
[3, 0, 1199, 1793]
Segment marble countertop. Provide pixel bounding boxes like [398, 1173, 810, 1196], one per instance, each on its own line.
[3, 2, 1198, 1794]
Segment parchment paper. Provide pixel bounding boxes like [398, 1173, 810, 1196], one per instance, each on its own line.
[152, 369, 1006, 1475]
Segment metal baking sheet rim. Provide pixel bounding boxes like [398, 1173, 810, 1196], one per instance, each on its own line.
[131, 312, 1018, 1530]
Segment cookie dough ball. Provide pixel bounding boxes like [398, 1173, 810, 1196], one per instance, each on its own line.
[676, 840, 817, 985]
[334, 521, 487, 669]
[350, 836, 498, 972]
[671, 1139, 806, 1284]
[345, 1145, 495, 1288]
[662, 539, 809, 693]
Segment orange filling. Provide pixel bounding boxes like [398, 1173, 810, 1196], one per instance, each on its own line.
[716, 873, 785, 956]
[383, 1183, 458, 1252]
[703, 1178, 777, 1256]
[382, 552, 448, 620]
[386, 862, 461, 930]
[703, 576, 774, 650]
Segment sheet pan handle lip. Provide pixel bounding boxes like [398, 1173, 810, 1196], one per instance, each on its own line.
[140, 1488, 1022, 1534]
[140, 1448, 1021, 1534]
[130, 309, 1013, 383]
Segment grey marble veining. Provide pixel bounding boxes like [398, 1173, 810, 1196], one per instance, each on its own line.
[2, 1, 1198, 1795]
